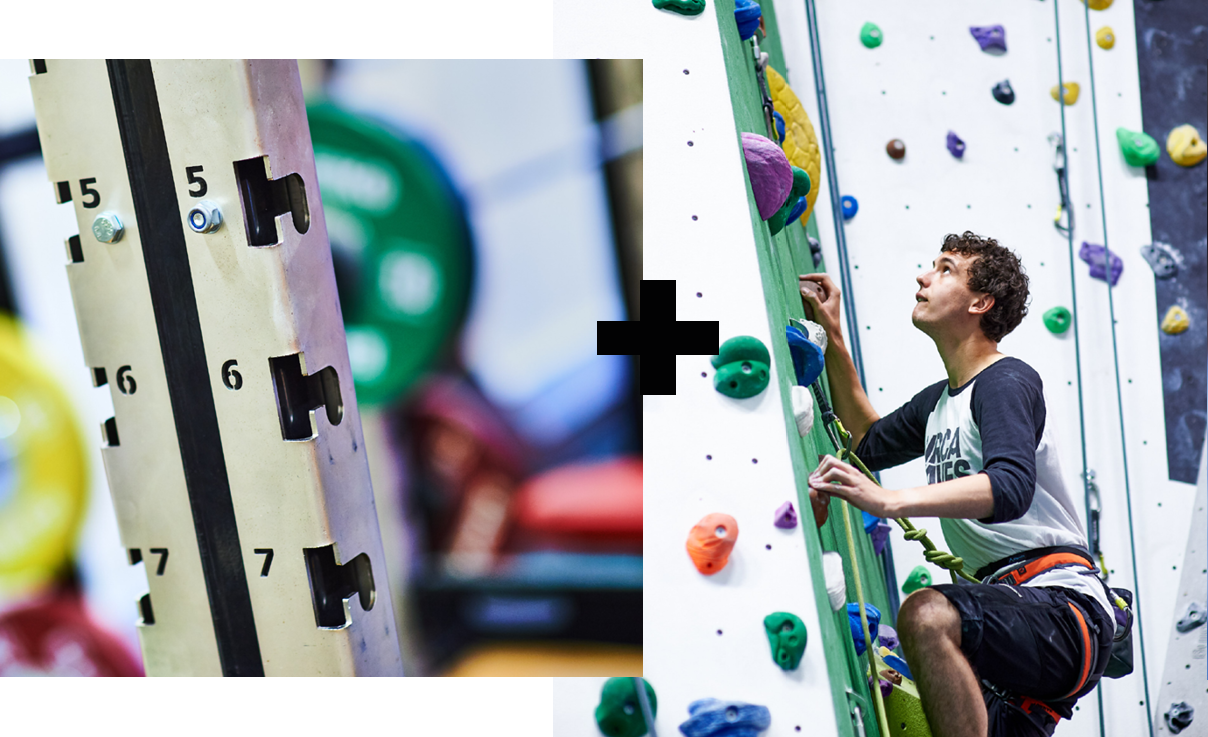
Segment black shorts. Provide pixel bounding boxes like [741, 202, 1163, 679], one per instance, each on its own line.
[931, 582, 1115, 737]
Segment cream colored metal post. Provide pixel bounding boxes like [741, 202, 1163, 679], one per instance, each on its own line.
[28, 59, 403, 676]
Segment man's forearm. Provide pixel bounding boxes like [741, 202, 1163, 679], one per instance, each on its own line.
[890, 472, 996, 520]
[823, 335, 880, 447]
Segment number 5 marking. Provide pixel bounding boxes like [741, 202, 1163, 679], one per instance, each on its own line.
[186, 166, 207, 197]
[254, 548, 274, 577]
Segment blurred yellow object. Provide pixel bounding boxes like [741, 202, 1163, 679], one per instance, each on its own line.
[1167, 124, 1207, 167]
[442, 641, 643, 676]
[1161, 305, 1190, 335]
[1051, 82, 1080, 106]
[1081, 0, 1112, 9]
[766, 66, 822, 226]
[1096, 27, 1116, 49]
[0, 315, 88, 600]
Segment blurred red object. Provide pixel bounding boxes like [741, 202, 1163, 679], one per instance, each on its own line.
[0, 584, 143, 676]
[512, 456, 642, 543]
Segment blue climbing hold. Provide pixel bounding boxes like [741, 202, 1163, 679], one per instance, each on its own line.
[862, 511, 880, 533]
[785, 196, 807, 224]
[841, 195, 858, 219]
[773, 111, 786, 144]
[883, 652, 912, 680]
[679, 699, 771, 737]
[785, 325, 825, 387]
[848, 602, 881, 656]
[734, 0, 762, 42]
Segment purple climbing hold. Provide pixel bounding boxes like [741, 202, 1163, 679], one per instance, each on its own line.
[969, 25, 1006, 53]
[869, 521, 891, 556]
[741, 132, 793, 221]
[947, 131, 966, 159]
[868, 677, 894, 699]
[879, 625, 899, 652]
[735, 0, 762, 42]
[774, 501, 798, 529]
[1079, 242, 1123, 286]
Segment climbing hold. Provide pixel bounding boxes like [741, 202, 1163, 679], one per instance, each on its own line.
[792, 317, 827, 353]
[869, 677, 893, 699]
[798, 275, 823, 319]
[841, 195, 858, 219]
[847, 602, 881, 656]
[1161, 305, 1190, 335]
[784, 196, 807, 226]
[1081, 0, 1113, 9]
[1043, 306, 1072, 334]
[869, 520, 891, 556]
[1050, 82, 1080, 106]
[1165, 702, 1194, 735]
[769, 167, 812, 236]
[1115, 127, 1160, 167]
[822, 552, 845, 609]
[992, 79, 1014, 105]
[734, 0, 761, 41]
[773, 500, 798, 529]
[969, 25, 1006, 53]
[1175, 601, 1207, 633]
[711, 336, 770, 399]
[880, 667, 903, 687]
[687, 513, 738, 575]
[596, 677, 658, 737]
[766, 210, 787, 237]
[765, 67, 823, 226]
[763, 612, 807, 670]
[1167, 124, 1207, 167]
[902, 565, 931, 594]
[652, 0, 706, 16]
[881, 650, 913, 680]
[678, 699, 771, 737]
[772, 111, 785, 145]
[807, 235, 822, 267]
[790, 385, 814, 437]
[785, 324, 825, 387]
[1141, 243, 1178, 279]
[946, 131, 966, 159]
[859, 22, 883, 49]
[878, 625, 899, 652]
[1096, 26, 1115, 49]
[741, 132, 793, 221]
[886, 139, 906, 160]
[1079, 242, 1124, 287]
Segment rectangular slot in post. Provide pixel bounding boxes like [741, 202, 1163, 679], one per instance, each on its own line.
[66, 235, 83, 264]
[233, 156, 310, 247]
[303, 545, 376, 629]
[55, 180, 71, 204]
[269, 353, 343, 441]
[91, 366, 107, 387]
[138, 593, 155, 625]
[102, 416, 119, 447]
[31, 59, 47, 74]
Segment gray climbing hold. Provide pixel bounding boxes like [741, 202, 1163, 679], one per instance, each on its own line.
[992, 79, 1014, 105]
[679, 699, 771, 737]
[1140, 243, 1178, 279]
[808, 235, 822, 267]
[1165, 702, 1194, 735]
[946, 131, 966, 159]
[1176, 601, 1207, 633]
[969, 25, 1006, 53]
[774, 501, 798, 529]
[1079, 242, 1123, 286]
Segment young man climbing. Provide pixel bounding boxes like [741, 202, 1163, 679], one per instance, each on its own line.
[800, 231, 1116, 737]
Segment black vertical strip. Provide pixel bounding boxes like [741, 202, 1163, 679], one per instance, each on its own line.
[106, 60, 263, 676]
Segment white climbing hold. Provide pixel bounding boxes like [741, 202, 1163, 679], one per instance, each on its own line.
[791, 317, 828, 353]
[791, 385, 815, 436]
[823, 551, 847, 611]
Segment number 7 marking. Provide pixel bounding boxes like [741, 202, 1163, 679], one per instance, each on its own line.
[254, 548, 274, 577]
[149, 548, 169, 576]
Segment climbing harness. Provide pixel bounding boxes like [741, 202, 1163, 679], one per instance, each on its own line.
[1049, 132, 1073, 237]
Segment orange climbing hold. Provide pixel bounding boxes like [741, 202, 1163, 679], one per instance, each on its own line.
[686, 513, 739, 574]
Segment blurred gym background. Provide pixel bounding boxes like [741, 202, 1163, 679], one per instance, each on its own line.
[0, 58, 642, 676]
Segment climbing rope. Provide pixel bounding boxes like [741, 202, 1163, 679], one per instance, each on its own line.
[840, 492, 892, 737]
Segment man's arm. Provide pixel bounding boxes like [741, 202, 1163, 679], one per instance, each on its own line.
[799, 274, 879, 448]
[891, 472, 995, 520]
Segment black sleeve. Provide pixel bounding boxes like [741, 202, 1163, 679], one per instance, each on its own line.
[853, 379, 947, 472]
[973, 360, 1046, 524]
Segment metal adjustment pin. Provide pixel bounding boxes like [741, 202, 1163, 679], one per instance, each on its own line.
[187, 200, 222, 233]
[91, 211, 124, 243]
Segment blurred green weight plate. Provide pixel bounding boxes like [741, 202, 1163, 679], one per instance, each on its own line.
[0, 314, 87, 599]
[307, 103, 474, 406]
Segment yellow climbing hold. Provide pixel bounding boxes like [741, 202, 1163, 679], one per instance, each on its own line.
[1081, 0, 1113, 9]
[1051, 82, 1080, 106]
[1167, 124, 1207, 167]
[1096, 27, 1115, 49]
[766, 66, 822, 227]
[1161, 305, 1190, 335]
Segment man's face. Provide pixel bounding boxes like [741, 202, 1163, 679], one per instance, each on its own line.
[912, 251, 988, 336]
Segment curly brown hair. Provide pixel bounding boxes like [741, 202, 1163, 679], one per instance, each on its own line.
[939, 231, 1030, 343]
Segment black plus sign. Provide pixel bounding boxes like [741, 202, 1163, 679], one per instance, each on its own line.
[597, 280, 719, 395]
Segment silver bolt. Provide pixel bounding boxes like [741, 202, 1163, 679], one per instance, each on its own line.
[187, 201, 222, 234]
[91, 212, 123, 243]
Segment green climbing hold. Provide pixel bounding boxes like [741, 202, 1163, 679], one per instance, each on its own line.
[1115, 127, 1160, 167]
[596, 677, 658, 737]
[902, 565, 932, 595]
[764, 612, 808, 671]
[653, 0, 705, 16]
[711, 336, 771, 399]
[1043, 306, 1072, 334]
[768, 167, 812, 236]
[860, 22, 883, 48]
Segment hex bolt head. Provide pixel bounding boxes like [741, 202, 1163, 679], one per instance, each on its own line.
[187, 200, 223, 233]
[91, 211, 124, 243]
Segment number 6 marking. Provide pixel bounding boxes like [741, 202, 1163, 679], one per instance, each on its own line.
[222, 359, 242, 390]
[116, 365, 137, 395]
